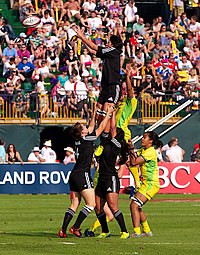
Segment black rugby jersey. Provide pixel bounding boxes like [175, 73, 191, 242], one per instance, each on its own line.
[98, 137, 121, 177]
[72, 130, 97, 173]
[96, 46, 121, 87]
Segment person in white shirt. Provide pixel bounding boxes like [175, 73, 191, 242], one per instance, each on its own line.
[164, 137, 185, 163]
[41, 9, 57, 34]
[63, 147, 76, 165]
[124, 0, 138, 27]
[188, 16, 200, 36]
[88, 11, 102, 30]
[178, 55, 193, 71]
[41, 140, 57, 163]
[82, 0, 96, 12]
[28, 146, 46, 163]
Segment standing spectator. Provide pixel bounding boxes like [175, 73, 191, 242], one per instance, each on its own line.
[129, 131, 160, 237]
[12, 89, 29, 117]
[6, 144, 24, 164]
[173, 0, 184, 18]
[63, 147, 76, 165]
[166, 138, 185, 162]
[0, 138, 6, 163]
[28, 146, 46, 163]
[41, 140, 57, 163]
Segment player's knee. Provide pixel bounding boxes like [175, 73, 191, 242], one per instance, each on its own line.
[84, 205, 95, 213]
[130, 196, 144, 210]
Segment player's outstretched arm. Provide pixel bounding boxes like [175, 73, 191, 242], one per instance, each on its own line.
[95, 106, 115, 138]
[125, 64, 134, 99]
[73, 25, 98, 51]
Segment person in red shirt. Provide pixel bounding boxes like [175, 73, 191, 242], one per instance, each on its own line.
[167, 52, 178, 72]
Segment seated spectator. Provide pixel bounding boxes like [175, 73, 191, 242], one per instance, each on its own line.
[66, 49, 79, 75]
[57, 24, 67, 50]
[58, 66, 69, 87]
[40, 9, 57, 34]
[82, 0, 96, 12]
[60, 0, 81, 24]
[14, 32, 28, 48]
[156, 59, 173, 83]
[87, 10, 102, 31]
[95, 0, 108, 25]
[41, 140, 57, 163]
[189, 44, 200, 65]
[108, 0, 121, 17]
[46, 43, 60, 71]
[17, 44, 30, 61]
[50, 0, 64, 21]
[132, 17, 145, 35]
[6, 143, 24, 164]
[63, 146, 75, 165]
[0, 18, 10, 44]
[17, 56, 36, 79]
[80, 48, 92, 72]
[28, 146, 46, 162]
[36, 59, 54, 79]
[29, 30, 43, 55]
[3, 57, 16, 77]
[19, 0, 36, 22]
[0, 138, 6, 163]
[82, 61, 97, 86]
[2, 41, 19, 64]
[191, 143, 200, 162]
[6, 69, 25, 90]
[178, 55, 192, 71]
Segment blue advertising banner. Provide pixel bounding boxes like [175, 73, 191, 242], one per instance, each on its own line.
[0, 163, 75, 194]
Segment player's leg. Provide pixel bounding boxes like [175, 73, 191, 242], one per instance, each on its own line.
[70, 188, 95, 237]
[107, 192, 129, 238]
[130, 191, 148, 237]
[59, 191, 81, 238]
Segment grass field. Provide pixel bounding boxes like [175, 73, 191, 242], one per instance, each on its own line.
[0, 194, 200, 255]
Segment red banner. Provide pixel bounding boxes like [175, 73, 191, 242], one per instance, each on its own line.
[120, 163, 200, 194]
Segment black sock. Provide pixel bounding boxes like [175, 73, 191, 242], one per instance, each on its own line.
[113, 210, 127, 232]
[97, 211, 109, 233]
[62, 208, 75, 233]
[73, 205, 93, 229]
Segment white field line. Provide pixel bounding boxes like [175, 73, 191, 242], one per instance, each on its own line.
[61, 242, 75, 245]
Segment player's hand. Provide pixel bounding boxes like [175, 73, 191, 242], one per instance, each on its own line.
[125, 63, 132, 77]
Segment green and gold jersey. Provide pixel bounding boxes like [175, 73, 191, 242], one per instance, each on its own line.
[115, 97, 137, 141]
[136, 146, 160, 186]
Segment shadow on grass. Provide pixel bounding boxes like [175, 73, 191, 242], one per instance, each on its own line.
[0, 231, 57, 238]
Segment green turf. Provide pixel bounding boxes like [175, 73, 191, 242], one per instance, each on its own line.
[0, 194, 200, 255]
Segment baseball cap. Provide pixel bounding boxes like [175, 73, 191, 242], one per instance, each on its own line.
[19, 32, 27, 38]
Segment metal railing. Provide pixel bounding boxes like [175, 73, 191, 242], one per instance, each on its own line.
[0, 91, 197, 125]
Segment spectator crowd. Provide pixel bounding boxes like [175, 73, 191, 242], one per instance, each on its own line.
[0, 0, 199, 120]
